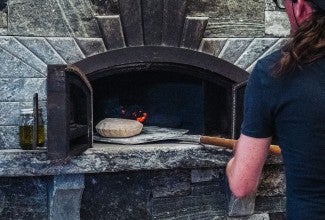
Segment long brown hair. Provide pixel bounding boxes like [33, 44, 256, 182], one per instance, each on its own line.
[273, 6, 325, 75]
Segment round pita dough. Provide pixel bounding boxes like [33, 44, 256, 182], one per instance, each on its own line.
[95, 118, 143, 138]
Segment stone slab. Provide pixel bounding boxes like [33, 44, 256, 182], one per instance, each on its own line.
[265, 11, 290, 37]
[235, 38, 278, 69]
[81, 172, 152, 219]
[152, 193, 226, 219]
[0, 176, 47, 220]
[48, 174, 84, 220]
[187, 0, 265, 37]
[191, 168, 223, 183]
[246, 38, 289, 72]
[95, 16, 125, 50]
[0, 101, 47, 126]
[0, 37, 47, 75]
[0, 47, 44, 78]
[0, 11, 7, 28]
[75, 38, 106, 57]
[0, 78, 46, 102]
[46, 37, 85, 64]
[218, 38, 253, 64]
[152, 170, 191, 198]
[7, 0, 100, 37]
[0, 126, 18, 149]
[16, 37, 66, 65]
[0, 143, 282, 177]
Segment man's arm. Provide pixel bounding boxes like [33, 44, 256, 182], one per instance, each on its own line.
[226, 134, 272, 198]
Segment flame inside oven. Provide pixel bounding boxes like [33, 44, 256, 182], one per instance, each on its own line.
[120, 105, 148, 123]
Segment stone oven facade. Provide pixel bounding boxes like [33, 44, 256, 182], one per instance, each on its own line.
[0, 0, 287, 219]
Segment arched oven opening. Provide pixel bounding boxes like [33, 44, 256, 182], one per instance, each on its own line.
[47, 46, 248, 159]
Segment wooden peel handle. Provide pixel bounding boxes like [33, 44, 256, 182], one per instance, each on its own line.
[200, 136, 281, 155]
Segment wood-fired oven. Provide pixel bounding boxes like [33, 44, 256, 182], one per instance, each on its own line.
[46, 0, 249, 160]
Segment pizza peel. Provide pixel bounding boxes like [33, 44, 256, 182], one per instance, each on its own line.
[93, 126, 281, 155]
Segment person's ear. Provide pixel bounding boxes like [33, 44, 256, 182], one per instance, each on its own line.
[295, 0, 314, 23]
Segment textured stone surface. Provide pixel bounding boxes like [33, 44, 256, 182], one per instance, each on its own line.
[245, 38, 289, 72]
[49, 174, 84, 220]
[0, 37, 47, 75]
[265, 11, 290, 37]
[255, 196, 286, 213]
[16, 37, 66, 65]
[46, 37, 86, 63]
[234, 38, 278, 69]
[199, 38, 220, 55]
[95, 15, 126, 50]
[7, 0, 100, 37]
[0, 143, 282, 177]
[81, 171, 152, 219]
[258, 165, 285, 197]
[0, 47, 43, 78]
[218, 38, 253, 64]
[0, 176, 48, 220]
[227, 213, 270, 220]
[0, 12, 7, 28]
[0, 101, 46, 127]
[152, 193, 226, 219]
[0, 126, 18, 149]
[191, 168, 223, 183]
[187, 0, 265, 37]
[0, 78, 46, 102]
[75, 38, 106, 57]
[152, 169, 191, 198]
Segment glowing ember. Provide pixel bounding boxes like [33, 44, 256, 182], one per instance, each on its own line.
[120, 105, 148, 123]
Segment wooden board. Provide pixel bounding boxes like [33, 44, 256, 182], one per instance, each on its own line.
[93, 126, 189, 144]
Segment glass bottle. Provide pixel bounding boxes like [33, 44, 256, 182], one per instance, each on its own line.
[19, 108, 45, 150]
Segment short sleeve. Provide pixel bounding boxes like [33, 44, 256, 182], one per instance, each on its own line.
[241, 61, 275, 138]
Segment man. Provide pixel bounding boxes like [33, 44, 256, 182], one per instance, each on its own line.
[226, 0, 325, 219]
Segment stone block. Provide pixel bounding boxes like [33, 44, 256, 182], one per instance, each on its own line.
[265, 11, 290, 37]
[46, 37, 85, 64]
[0, 176, 47, 219]
[81, 172, 152, 219]
[0, 37, 47, 75]
[0, 47, 44, 78]
[152, 194, 226, 219]
[191, 168, 223, 183]
[0, 12, 7, 28]
[75, 38, 106, 57]
[48, 174, 85, 220]
[152, 169, 191, 198]
[7, 0, 100, 37]
[245, 38, 289, 72]
[254, 196, 286, 213]
[0, 78, 46, 102]
[234, 38, 278, 69]
[227, 213, 270, 220]
[257, 165, 286, 197]
[0, 126, 18, 149]
[16, 37, 66, 65]
[187, 0, 265, 37]
[218, 38, 253, 64]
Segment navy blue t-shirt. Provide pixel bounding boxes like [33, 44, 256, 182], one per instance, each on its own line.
[242, 50, 325, 219]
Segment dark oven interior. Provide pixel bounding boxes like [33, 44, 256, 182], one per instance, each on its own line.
[91, 66, 233, 137]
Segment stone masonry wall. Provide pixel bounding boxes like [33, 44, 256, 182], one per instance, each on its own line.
[0, 1, 288, 219]
[0, 0, 290, 149]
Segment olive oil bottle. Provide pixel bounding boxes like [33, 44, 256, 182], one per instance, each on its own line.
[19, 108, 45, 150]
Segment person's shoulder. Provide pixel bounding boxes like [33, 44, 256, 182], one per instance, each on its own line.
[254, 50, 281, 73]
[249, 50, 281, 86]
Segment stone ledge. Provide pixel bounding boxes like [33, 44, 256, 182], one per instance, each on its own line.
[0, 143, 283, 177]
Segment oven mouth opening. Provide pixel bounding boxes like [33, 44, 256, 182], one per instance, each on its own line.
[91, 65, 232, 137]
